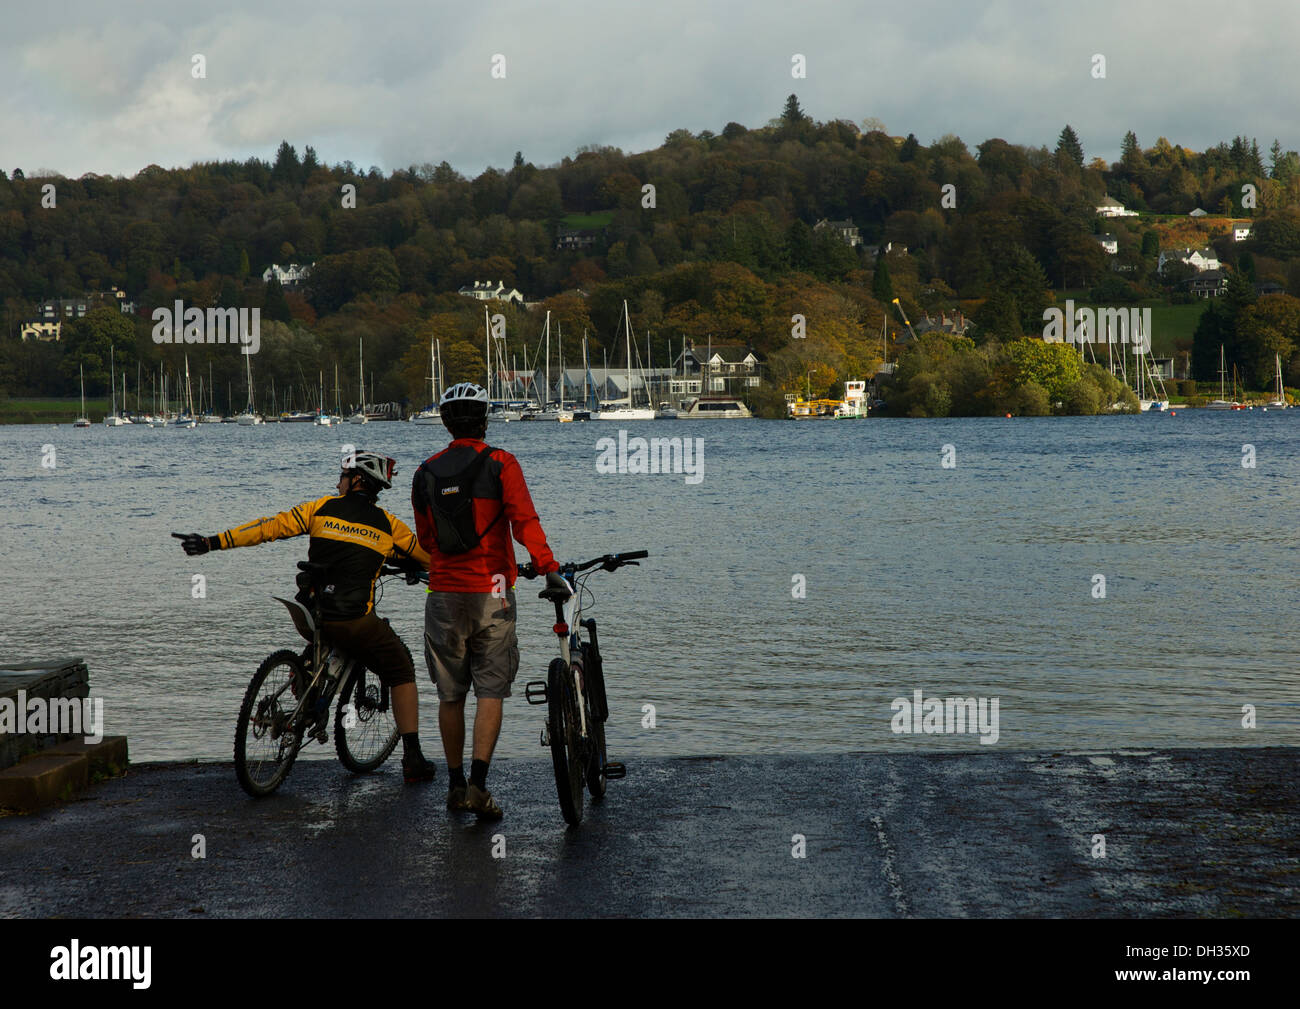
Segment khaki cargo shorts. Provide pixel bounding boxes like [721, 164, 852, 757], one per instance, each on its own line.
[423, 589, 519, 700]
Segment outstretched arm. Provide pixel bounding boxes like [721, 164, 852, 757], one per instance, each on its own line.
[174, 498, 324, 555]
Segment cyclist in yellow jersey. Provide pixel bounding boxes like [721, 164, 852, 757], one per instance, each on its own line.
[176, 451, 438, 783]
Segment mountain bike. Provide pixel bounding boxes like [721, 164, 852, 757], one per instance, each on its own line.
[233, 559, 426, 797]
[519, 550, 647, 825]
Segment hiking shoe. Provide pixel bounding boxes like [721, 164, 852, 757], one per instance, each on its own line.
[446, 785, 469, 812]
[465, 784, 503, 820]
[402, 754, 437, 784]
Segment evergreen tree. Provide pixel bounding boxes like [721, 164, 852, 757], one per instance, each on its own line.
[271, 140, 300, 186]
[899, 134, 920, 162]
[781, 94, 806, 124]
[786, 220, 813, 270]
[1120, 131, 1146, 173]
[301, 145, 320, 182]
[238, 249, 250, 279]
[1056, 125, 1084, 168]
[12, 168, 23, 180]
[264, 276, 292, 322]
[1000, 246, 1050, 333]
[872, 254, 893, 301]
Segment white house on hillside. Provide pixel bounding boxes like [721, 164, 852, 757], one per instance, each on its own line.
[1158, 247, 1220, 274]
[262, 263, 312, 286]
[1233, 223, 1253, 241]
[457, 280, 525, 305]
[813, 218, 862, 247]
[1096, 196, 1138, 218]
[1095, 233, 1119, 254]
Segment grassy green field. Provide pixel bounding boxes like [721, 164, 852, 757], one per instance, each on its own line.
[561, 211, 613, 230]
[0, 397, 110, 424]
[1055, 293, 1207, 357]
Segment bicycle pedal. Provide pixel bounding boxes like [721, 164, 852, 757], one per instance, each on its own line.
[603, 762, 626, 780]
[524, 680, 548, 705]
[312, 727, 328, 744]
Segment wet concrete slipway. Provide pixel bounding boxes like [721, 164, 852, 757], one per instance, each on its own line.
[0, 748, 1296, 918]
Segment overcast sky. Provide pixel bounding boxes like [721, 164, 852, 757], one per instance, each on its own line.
[4, 0, 1299, 179]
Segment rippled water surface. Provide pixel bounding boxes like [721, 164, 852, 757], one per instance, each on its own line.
[1, 412, 1297, 760]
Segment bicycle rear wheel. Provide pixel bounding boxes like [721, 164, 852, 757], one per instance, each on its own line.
[547, 657, 584, 825]
[235, 649, 307, 796]
[335, 664, 399, 772]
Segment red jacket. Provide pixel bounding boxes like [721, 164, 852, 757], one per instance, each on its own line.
[411, 438, 559, 592]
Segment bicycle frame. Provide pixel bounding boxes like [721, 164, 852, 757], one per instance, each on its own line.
[551, 577, 590, 738]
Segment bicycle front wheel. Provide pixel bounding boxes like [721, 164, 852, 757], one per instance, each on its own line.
[547, 657, 584, 825]
[335, 665, 399, 772]
[577, 648, 607, 800]
[235, 649, 307, 796]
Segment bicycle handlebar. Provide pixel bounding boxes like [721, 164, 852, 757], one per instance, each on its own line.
[517, 550, 648, 581]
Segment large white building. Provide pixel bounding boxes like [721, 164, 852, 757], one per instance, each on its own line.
[1158, 247, 1220, 274]
[1096, 196, 1139, 218]
[457, 280, 525, 305]
[262, 263, 312, 286]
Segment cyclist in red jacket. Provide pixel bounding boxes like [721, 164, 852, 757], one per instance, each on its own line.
[412, 382, 567, 819]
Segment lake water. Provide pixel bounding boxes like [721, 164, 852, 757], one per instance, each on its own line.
[1, 412, 1298, 761]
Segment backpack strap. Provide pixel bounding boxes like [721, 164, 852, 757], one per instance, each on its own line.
[464, 446, 505, 540]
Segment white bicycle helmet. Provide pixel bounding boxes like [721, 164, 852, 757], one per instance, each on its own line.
[344, 451, 397, 490]
[440, 382, 490, 424]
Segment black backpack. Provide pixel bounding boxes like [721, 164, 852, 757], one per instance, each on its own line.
[425, 446, 502, 554]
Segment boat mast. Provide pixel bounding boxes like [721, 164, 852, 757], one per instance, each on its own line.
[484, 308, 492, 400]
[624, 300, 632, 408]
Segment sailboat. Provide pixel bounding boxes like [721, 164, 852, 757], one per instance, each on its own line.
[1230, 364, 1250, 409]
[411, 338, 441, 424]
[150, 368, 170, 426]
[528, 312, 572, 421]
[201, 362, 223, 422]
[483, 310, 521, 422]
[74, 364, 91, 427]
[104, 346, 131, 425]
[176, 356, 198, 427]
[596, 301, 655, 420]
[235, 351, 263, 424]
[314, 370, 332, 426]
[1135, 318, 1168, 412]
[1267, 353, 1289, 409]
[651, 332, 677, 418]
[1205, 346, 1236, 410]
[348, 339, 369, 424]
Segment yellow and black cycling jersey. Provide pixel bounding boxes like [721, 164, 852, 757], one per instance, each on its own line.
[215, 491, 430, 621]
